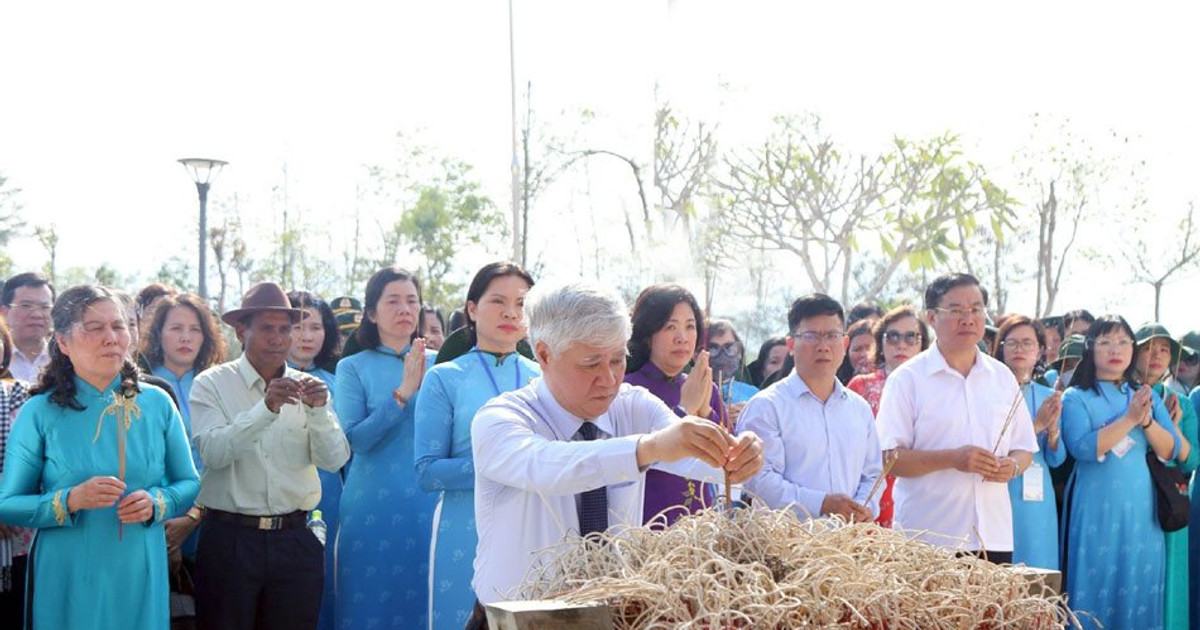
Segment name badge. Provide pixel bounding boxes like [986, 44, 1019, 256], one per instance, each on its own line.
[1111, 435, 1135, 458]
[1022, 462, 1044, 502]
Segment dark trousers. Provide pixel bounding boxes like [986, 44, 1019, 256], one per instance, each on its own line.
[0, 553, 28, 630]
[958, 550, 1013, 565]
[195, 517, 323, 630]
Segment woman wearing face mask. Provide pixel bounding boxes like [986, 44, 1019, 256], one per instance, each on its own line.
[847, 306, 929, 528]
[992, 315, 1066, 570]
[1133, 324, 1197, 630]
[414, 262, 539, 630]
[704, 319, 757, 425]
[1062, 315, 1178, 630]
[625, 285, 725, 526]
[287, 290, 343, 630]
[335, 267, 438, 629]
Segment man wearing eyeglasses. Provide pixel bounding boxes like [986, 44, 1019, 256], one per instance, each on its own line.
[0, 272, 54, 383]
[876, 273, 1037, 564]
[737, 294, 882, 523]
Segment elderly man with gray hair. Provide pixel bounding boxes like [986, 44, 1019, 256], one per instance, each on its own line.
[468, 282, 764, 615]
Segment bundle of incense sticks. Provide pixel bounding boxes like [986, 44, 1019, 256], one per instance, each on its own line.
[717, 370, 733, 514]
[864, 450, 899, 507]
[991, 387, 1026, 455]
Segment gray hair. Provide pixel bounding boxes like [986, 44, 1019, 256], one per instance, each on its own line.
[524, 282, 631, 356]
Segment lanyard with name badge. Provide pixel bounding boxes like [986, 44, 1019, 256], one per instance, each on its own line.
[474, 350, 522, 397]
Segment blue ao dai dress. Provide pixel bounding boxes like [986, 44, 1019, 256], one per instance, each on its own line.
[1061, 382, 1177, 630]
[1190, 385, 1200, 630]
[335, 345, 438, 630]
[0, 377, 200, 630]
[291, 363, 343, 630]
[414, 349, 540, 630]
[1007, 382, 1067, 569]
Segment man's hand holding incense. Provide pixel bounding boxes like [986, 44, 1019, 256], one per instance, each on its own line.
[821, 494, 873, 523]
[951, 445, 1000, 477]
[265, 377, 303, 413]
[723, 432, 764, 484]
[298, 374, 329, 408]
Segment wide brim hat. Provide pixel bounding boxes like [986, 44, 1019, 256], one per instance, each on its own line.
[1179, 330, 1200, 360]
[1134, 323, 1182, 370]
[1049, 334, 1086, 371]
[222, 282, 306, 326]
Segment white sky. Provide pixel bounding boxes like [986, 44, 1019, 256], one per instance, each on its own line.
[1, 1, 1198, 333]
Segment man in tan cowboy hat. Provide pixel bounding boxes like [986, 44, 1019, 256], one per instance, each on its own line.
[189, 282, 351, 630]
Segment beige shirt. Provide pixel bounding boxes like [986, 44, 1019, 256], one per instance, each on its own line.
[190, 354, 350, 515]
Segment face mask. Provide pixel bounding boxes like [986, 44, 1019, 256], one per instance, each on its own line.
[709, 353, 741, 379]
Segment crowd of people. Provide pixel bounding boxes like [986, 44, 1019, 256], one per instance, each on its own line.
[0, 265, 1197, 630]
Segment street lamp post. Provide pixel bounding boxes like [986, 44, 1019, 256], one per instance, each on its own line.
[177, 158, 228, 301]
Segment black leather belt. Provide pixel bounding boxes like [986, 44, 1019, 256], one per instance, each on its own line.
[205, 509, 307, 531]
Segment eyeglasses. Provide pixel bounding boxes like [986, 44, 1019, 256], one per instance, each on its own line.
[9, 302, 52, 315]
[884, 331, 923, 346]
[706, 342, 740, 358]
[933, 306, 986, 320]
[792, 331, 844, 346]
[1001, 339, 1039, 351]
[1094, 338, 1134, 351]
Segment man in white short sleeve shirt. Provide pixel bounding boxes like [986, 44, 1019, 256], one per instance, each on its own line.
[876, 273, 1037, 562]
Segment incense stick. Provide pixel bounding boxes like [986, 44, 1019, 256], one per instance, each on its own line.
[991, 387, 1026, 455]
[864, 450, 898, 507]
[717, 370, 734, 514]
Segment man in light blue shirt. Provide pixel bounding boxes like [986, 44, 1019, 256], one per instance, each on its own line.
[738, 293, 882, 522]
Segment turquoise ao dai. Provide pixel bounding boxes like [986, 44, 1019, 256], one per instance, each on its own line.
[1007, 381, 1067, 569]
[335, 346, 438, 630]
[0, 377, 200, 630]
[414, 349, 540, 630]
[1061, 382, 1177, 630]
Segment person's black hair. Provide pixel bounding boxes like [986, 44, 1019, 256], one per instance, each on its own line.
[135, 283, 178, 319]
[786, 293, 845, 333]
[837, 319, 874, 385]
[288, 290, 342, 373]
[355, 267, 423, 350]
[747, 336, 788, 387]
[462, 262, 534, 348]
[0, 318, 13, 379]
[1063, 309, 1096, 332]
[447, 308, 467, 335]
[2, 271, 55, 306]
[847, 302, 884, 328]
[416, 305, 447, 343]
[923, 272, 989, 311]
[1067, 315, 1139, 393]
[31, 285, 140, 409]
[627, 284, 705, 374]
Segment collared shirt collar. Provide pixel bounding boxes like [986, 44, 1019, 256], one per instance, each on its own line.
[236, 353, 286, 391]
[12, 343, 48, 364]
[533, 377, 615, 439]
[780, 370, 848, 402]
[924, 343, 993, 378]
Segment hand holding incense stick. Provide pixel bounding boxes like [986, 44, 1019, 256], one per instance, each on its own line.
[864, 450, 899, 507]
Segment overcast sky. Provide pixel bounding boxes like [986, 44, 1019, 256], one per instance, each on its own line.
[2, 1, 1198, 332]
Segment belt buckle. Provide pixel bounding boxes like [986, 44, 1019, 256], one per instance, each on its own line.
[257, 516, 282, 530]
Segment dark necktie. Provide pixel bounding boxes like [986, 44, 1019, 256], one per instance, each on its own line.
[576, 422, 609, 537]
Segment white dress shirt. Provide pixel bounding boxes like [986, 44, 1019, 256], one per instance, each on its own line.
[737, 372, 882, 519]
[8, 344, 48, 383]
[190, 355, 351, 515]
[876, 345, 1038, 551]
[471, 379, 727, 604]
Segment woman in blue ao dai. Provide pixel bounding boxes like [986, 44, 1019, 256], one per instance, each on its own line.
[0, 286, 200, 630]
[140, 292, 226, 559]
[1061, 316, 1178, 630]
[415, 262, 540, 630]
[335, 268, 439, 629]
[288, 291, 345, 630]
[993, 316, 1066, 569]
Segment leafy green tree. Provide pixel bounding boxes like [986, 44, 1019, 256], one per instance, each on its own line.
[0, 173, 25, 277]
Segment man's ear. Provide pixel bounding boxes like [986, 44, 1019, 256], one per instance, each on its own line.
[535, 340, 552, 366]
